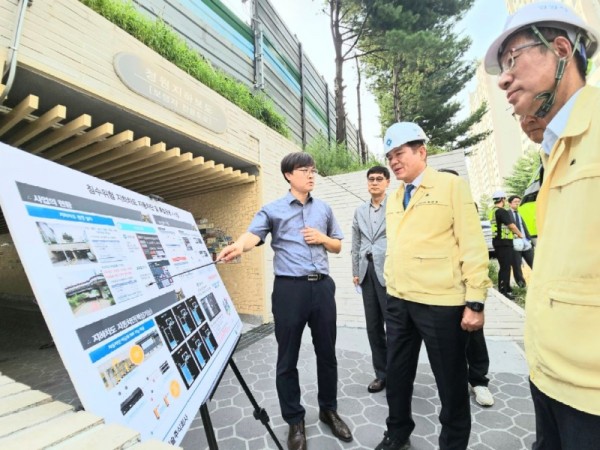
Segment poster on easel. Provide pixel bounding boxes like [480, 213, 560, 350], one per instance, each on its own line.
[0, 144, 242, 445]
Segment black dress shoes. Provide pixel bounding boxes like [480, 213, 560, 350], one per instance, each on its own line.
[287, 420, 306, 450]
[319, 409, 353, 442]
[368, 378, 386, 393]
[375, 431, 410, 450]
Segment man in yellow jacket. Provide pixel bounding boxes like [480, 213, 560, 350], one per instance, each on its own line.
[485, 2, 600, 448]
[375, 122, 491, 450]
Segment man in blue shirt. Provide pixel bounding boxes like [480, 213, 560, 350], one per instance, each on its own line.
[218, 152, 352, 450]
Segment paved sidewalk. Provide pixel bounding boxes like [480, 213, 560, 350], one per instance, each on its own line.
[0, 290, 533, 449]
[181, 291, 533, 449]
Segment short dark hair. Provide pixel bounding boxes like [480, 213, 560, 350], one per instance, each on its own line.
[438, 168, 459, 176]
[385, 140, 425, 161]
[280, 152, 315, 183]
[406, 140, 426, 151]
[367, 166, 390, 179]
[508, 195, 521, 203]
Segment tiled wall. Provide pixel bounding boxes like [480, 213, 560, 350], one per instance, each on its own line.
[0, 234, 34, 298]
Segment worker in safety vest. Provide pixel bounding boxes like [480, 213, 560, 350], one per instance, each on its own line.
[489, 191, 525, 299]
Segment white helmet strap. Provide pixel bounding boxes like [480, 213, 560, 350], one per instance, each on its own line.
[530, 25, 582, 118]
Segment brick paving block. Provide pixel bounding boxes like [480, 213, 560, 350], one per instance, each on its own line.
[0, 375, 14, 386]
[0, 401, 72, 438]
[48, 422, 140, 450]
[0, 390, 52, 417]
[0, 410, 102, 448]
[0, 382, 29, 398]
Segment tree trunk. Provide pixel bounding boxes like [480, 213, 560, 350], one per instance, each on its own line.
[392, 65, 401, 122]
[356, 59, 367, 163]
[330, 0, 347, 145]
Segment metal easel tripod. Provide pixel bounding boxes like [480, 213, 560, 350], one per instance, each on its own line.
[199, 347, 283, 449]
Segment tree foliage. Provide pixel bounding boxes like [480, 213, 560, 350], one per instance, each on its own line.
[504, 149, 540, 197]
[354, 0, 489, 150]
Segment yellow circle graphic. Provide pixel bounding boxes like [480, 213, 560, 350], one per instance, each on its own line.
[129, 345, 145, 365]
[170, 380, 181, 398]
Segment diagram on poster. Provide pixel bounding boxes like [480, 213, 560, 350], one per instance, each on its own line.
[0, 144, 243, 445]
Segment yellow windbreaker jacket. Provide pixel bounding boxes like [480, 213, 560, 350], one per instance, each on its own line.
[384, 167, 491, 305]
[526, 85, 600, 415]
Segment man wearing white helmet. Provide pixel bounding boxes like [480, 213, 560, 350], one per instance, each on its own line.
[375, 122, 491, 450]
[485, 2, 600, 448]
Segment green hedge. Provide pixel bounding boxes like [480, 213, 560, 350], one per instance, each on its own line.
[79, 0, 289, 137]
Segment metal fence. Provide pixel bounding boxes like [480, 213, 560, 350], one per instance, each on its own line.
[132, 0, 364, 156]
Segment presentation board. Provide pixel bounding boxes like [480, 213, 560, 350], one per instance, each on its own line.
[0, 144, 242, 445]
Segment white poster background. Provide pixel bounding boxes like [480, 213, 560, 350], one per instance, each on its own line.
[0, 145, 242, 445]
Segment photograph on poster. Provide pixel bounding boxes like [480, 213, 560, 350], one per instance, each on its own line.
[172, 343, 201, 389]
[59, 268, 115, 317]
[155, 310, 185, 350]
[137, 233, 167, 260]
[199, 291, 221, 321]
[148, 260, 173, 289]
[186, 295, 206, 327]
[120, 386, 145, 416]
[173, 303, 196, 337]
[221, 296, 233, 316]
[98, 330, 164, 390]
[188, 332, 210, 369]
[36, 221, 97, 266]
[199, 323, 218, 355]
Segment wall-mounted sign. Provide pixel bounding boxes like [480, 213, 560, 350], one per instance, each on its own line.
[114, 52, 227, 134]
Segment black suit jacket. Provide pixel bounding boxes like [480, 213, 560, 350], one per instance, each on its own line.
[511, 209, 531, 240]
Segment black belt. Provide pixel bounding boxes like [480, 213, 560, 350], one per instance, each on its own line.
[276, 273, 328, 282]
[366, 252, 373, 262]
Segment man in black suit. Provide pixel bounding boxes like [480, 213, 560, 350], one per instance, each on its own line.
[507, 195, 534, 288]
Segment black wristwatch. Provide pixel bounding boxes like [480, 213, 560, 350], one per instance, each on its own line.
[465, 301, 484, 312]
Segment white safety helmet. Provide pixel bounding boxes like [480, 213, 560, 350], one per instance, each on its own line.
[484, 1, 599, 75]
[383, 122, 429, 156]
[492, 190, 507, 200]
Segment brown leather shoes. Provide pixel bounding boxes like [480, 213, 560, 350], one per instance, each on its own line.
[287, 420, 306, 450]
[368, 378, 386, 393]
[319, 410, 353, 442]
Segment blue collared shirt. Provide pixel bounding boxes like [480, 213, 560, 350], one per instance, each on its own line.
[542, 88, 582, 155]
[248, 192, 344, 276]
[404, 168, 426, 200]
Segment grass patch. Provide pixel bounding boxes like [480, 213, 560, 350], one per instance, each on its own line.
[79, 0, 289, 137]
[511, 286, 527, 309]
[488, 259, 526, 309]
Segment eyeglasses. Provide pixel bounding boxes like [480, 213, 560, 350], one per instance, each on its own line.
[367, 176, 386, 183]
[295, 168, 318, 176]
[499, 42, 543, 74]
